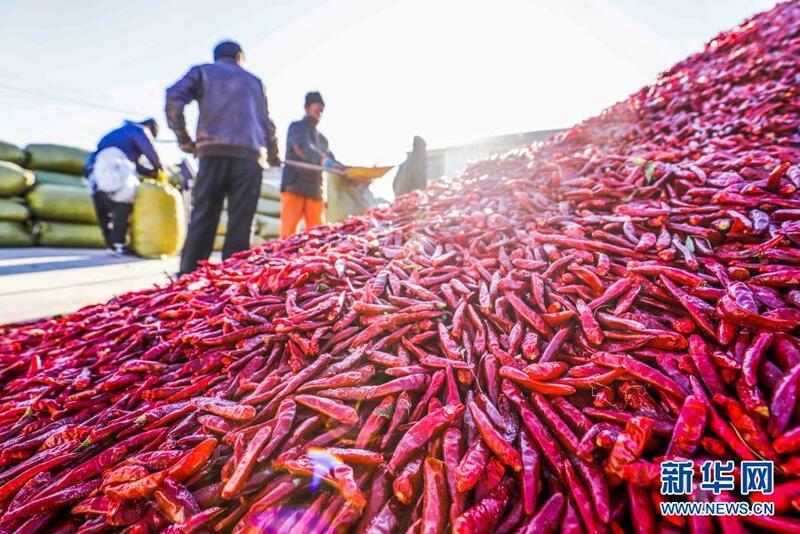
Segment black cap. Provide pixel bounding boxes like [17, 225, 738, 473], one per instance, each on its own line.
[304, 91, 325, 107]
[214, 40, 243, 61]
[140, 118, 158, 138]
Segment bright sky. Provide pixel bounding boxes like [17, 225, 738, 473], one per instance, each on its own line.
[0, 0, 778, 168]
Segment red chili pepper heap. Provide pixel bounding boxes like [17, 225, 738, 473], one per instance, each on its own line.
[1, 3, 800, 532]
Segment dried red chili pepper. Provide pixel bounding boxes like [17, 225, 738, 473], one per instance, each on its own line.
[421, 457, 448, 534]
[452, 478, 513, 534]
[467, 400, 522, 472]
[388, 403, 463, 473]
[665, 395, 707, 456]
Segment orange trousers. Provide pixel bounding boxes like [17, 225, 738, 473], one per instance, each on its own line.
[279, 191, 325, 237]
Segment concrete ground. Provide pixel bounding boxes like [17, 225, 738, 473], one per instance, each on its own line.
[0, 248, 189, 324]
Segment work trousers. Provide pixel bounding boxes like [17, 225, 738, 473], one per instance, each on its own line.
[179, 156, 261, 274]
[279, 191, 325, 237]
[92, 191, 132, 247]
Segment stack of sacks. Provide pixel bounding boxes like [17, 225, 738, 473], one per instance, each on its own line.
[0, 158, 35, 247]
[0, 141, 188, 253]
[26, 143, 88, 188]
[24, 143, 89, 175]
[213, 227, 267, 251]
[255, 167, 281, 240]
[27, 184, 104, 248]
[213, 211, 228, 252]
[212, 213, 269, 251]
[0, 139, 26, 166]
[22, 143, 104, 248]
[212, 169, 282, 251]
[33, 170, 86, 188]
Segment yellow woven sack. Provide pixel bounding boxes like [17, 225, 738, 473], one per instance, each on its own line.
[130, 179, 186, 258]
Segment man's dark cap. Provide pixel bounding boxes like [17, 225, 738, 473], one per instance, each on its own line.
[305, 91, 325, 107]
[140, 118, 159, 137]
[214, 41, 243, 61]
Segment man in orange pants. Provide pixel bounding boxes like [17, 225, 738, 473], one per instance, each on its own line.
[280, 92, 340, 236]
[279, 190, 325, 237]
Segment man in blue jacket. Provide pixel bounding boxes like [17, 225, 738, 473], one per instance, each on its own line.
[166, 40, 280, 275]
[86, 118, 162, 255]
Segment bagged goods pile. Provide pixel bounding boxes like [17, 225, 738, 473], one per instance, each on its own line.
[257, 197, 281, 217]
[215, 170, 282, 251]
[24, 143, 91, 176]
[0, 161, 34, 198]
[256, 214, 280, 238]
[0, 141, 185, 251]
[0, 199, 29, 222]
[34, 170, 86, 188]
[261, 176, 281, 201]
[215, 214, 231, 252]
[22, 145, 103, 248]
[1, 3, 800, 533]
[0, 221, 34, 247]
[0, 142, 105, 248]
[0, 162, 34, 246]
[26, 184, 97, 224]
[257, 168, 282, 240]
[213, 213, 278, 252]
[37, 221, 105, 249]
[27, 183, 104, 249]
[0, 140, 26, 166]
[215, 233, 268, 253]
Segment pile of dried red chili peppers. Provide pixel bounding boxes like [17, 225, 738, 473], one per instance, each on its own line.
[2, 3, 800, 533]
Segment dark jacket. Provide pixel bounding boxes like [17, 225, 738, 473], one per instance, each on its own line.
[165, 58, 279, 165]
[281, 117, 334, 200]
[85, 121, 161, 177]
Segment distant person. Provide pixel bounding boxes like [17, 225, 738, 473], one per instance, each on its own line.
[166, 40, 280, 275]
[85, 118, 162, 256]
[280, 91, 342, 237]
[393, 135, 427, 197]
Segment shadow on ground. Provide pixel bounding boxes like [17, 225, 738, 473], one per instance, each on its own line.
[0, 248, 140, 276]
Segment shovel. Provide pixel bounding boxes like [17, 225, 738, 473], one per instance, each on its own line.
[282, 160, 394, 183]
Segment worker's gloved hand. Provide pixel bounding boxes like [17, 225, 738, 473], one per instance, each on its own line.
[322, 157, 337, 170]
